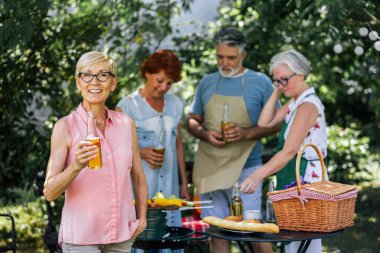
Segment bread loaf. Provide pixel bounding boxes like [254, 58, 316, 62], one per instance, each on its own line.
[224, 215, 243, 222]
[203, 216, 279, 233]
[242, 219, 261, 224]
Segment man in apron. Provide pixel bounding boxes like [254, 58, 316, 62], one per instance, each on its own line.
[187, 27, 280, 253]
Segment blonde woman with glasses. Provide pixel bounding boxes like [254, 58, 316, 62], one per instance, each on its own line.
[44, 51, 148, 253]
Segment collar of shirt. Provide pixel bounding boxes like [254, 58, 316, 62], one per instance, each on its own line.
[76, 103, 114, 126]
[293, 87, 316, 107]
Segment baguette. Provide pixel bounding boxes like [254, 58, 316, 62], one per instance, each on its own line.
[203, 216, 279, 233]
[242, 219, 261, 224]
[224, 215, 243, 222]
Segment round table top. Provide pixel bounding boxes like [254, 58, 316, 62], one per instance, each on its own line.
[134, 227, 209, 250]
[206, 225, 344, 243]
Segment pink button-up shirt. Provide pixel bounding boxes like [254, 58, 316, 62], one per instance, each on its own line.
[59, 104, 138, 245]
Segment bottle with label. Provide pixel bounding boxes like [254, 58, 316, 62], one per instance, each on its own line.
[221, 103, 230, 142]
[86, 111, 102, 169]
[230, 182, 243, 219]
[266, 179, 276, 222]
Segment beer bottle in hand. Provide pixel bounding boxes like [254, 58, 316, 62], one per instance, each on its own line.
[230, 182, 243, 219]
[86, 111, 102, 169]
[221, 103, 230, 142]
[153, 129, 165, 168]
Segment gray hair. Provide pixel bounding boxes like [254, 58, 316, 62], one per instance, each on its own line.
[75, 51, 117, 77]
[213, 27, 247, 53]
[269, 49, 311, 78]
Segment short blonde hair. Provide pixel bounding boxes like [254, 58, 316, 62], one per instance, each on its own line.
[270, 49, 311, 78]
[75, 51, 117, 77]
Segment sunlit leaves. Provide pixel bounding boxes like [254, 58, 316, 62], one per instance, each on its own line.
[177, 0, 380, 183]
[327, 125, 371, 183]
[0, 0, 194, 203]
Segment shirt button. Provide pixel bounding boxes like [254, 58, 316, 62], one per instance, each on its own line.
[113, 199, 116, 201]
[160, 175, 163, 178]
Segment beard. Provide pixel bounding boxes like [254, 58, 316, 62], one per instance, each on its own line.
[218, 61, 243, 78]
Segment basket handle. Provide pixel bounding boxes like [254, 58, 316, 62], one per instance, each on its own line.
[295, 143, 326, 192]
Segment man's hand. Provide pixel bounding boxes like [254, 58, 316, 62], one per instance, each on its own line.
[181, 184, 191, 200]
[206, 130, 225, 147]
[223, 123, 249, 142]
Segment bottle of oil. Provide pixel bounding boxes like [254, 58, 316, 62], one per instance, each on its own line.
[86, 111, 102, 169]
[230, 182, 243, 219]
[221, 103, 230, 142]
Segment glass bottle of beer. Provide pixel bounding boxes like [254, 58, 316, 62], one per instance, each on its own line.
[266, 179, 276, 222]
[154, 129, 165, 152]
[86, 111, 102, 169]
[221, 103, 230, 142]
[153, 129, 165, 168]
[230, 182, 243, 219]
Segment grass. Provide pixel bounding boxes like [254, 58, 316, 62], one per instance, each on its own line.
[322, 184, 380, 253]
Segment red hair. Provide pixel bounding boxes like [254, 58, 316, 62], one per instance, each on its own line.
[140, 50, 182, 82]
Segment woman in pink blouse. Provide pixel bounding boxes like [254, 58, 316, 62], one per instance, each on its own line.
[44, 51, 148, 253]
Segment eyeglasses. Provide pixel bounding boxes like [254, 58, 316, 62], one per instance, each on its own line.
[272, 73, 297, 87]
[78, 72, 114, 83]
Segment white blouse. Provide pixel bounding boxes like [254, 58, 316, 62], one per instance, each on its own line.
[284, 87, 328, 183]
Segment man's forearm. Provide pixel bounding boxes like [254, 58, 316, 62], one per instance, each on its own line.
[187, 118, 208, 141]
[244, 124, 281, 140]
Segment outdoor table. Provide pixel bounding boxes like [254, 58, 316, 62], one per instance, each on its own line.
[206, 225, 344, 253]
[133, 226, 209, 253]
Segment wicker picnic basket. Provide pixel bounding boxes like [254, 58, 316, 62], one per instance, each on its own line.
[267, 143, 358, 232]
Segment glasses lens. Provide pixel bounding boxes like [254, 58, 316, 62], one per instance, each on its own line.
[81, 73, 93, 82]
[280, 79, 288, 86]
[273, 79, 288, 87]
[97, 72, 110, 82]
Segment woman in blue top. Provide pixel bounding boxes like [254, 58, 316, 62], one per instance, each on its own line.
[116, 50, 190, 227]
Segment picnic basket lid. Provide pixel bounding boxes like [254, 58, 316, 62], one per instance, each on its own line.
[294, 144, 357, 196]
[303, 181, 357, 196]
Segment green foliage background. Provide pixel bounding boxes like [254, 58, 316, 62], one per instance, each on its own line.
[197, 0, 380, 185]
[1, 0, 379, 199]
[0, 0, 379, 250]
[0, 0, 194, 202]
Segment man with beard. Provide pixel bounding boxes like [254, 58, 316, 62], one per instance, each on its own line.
[187, 27, 280, 253]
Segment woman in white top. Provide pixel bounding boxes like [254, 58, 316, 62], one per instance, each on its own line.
[240, 49, 328, 253]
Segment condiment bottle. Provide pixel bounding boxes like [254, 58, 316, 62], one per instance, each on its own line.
[266, 179, 276, 222]
[230, 182, 243, 219]
[86, 111, 102, 169]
